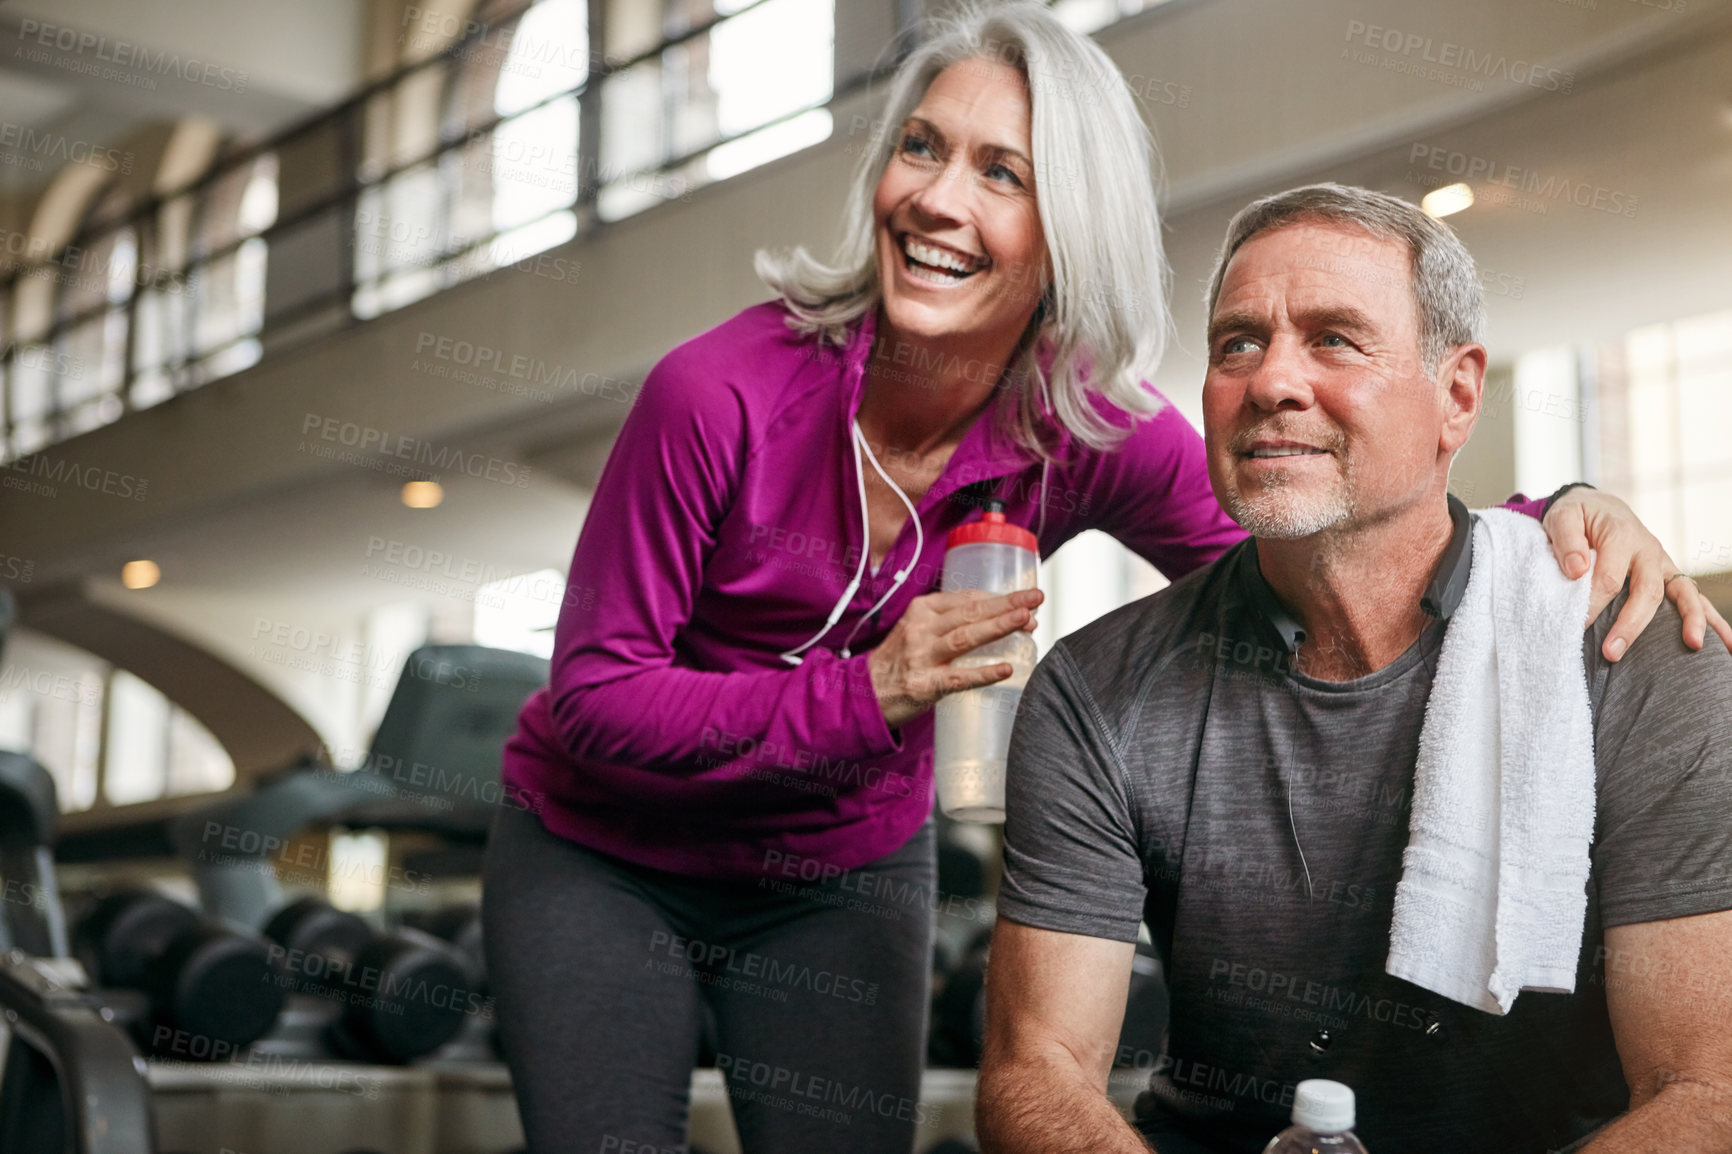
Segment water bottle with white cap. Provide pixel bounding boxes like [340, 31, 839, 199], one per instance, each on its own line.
[931, 498, 1039, 823]
[1263, 1080, 1370, 1153]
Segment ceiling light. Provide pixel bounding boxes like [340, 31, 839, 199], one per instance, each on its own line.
[1422, 183, 1475, 219]
[402, 481, 444, 509]
[122, 560, 160, 589]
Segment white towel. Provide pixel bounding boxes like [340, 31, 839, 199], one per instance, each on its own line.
[1385, 508, 1597, 1015]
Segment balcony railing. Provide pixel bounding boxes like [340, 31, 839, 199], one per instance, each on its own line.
[0, 0, 1169, 462]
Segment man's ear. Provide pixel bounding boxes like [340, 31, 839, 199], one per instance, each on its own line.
[1437, 343, 1487, 455]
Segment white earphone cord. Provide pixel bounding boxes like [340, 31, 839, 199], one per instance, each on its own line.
[778, 420, 923, 664]
[837, 422, 923, 658]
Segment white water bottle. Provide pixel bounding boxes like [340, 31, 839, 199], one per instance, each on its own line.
[931, 500, 1038, 823]
[1263, 1080, 1370, 1153]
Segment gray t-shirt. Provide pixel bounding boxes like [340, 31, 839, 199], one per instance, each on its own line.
[999, 534, 1732, 1154]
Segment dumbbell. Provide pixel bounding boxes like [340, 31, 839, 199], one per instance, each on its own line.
[72, 889, 285, 1059]
[932, 821, 996, 977]
[401, 902, 501, 1061]
[1115, 939, 1168, 1070]
[928, 924, 990, 1068]
[926, 923, 1168, 1072]
[264, 896, 477, 1063]
[404, 903, 484, 985]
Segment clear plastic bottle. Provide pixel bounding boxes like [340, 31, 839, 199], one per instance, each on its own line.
[1263, 1080, 1369, 1154]
[931, 500, 1038, 823]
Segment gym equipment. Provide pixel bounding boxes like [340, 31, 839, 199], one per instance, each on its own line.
[1116, 939, 1168, 1070]
[926, 922, 1168, 1072]
[402, 901, 502, 1062]
[404, 902, 483, 978]
[51, 644, 549, 931]
[171, 644, 549, 928]
[0, 749, 71, 958]
[2, 639, 547, 1150]
[73, 889, 285, 1058]
[262, 896, 477, 1063]
[0, 745, 154, 1154]
[929, 925, 990, 1068]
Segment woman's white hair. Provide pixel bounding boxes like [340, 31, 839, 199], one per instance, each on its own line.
[753, 0, 1170, 457]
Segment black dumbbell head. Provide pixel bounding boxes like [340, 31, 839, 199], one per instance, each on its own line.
[409, 903, 485, 986]
[340, 928, 475, 1062]
[74, 890, 199, 989]
[149, 923, 286, 1051]
[264, 896, 374, 960]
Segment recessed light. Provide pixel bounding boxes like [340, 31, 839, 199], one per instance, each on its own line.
[122, 560, 160, 589]
[1422, 183, 1475, 219]
[402, 481, 444, 508]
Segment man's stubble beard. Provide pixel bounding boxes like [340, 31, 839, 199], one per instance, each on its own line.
[1223, 454, 1356, 540]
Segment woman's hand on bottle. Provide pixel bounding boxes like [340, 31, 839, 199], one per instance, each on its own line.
[868, 589, 1044, 730]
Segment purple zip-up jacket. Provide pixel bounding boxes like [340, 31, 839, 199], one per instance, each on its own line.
[501, 301, 1545, 879]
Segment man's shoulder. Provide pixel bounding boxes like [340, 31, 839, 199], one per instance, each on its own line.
[1051, 542, 1248, 703]
[1584, 586, 1732, 713]
[1582, 585, 1732, 927]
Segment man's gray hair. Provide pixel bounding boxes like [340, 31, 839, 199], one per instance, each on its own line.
[1205, 183, 1485, 372]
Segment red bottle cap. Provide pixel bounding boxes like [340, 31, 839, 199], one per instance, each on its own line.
[946, 508, 1037, 553]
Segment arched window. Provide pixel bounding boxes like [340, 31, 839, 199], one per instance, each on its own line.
[186, 151, 278, 384]
[597, 0, 835, 220]
[53, 182, 136, 438]
[0, 631, 234, 813]
[356, 0, 587, 318]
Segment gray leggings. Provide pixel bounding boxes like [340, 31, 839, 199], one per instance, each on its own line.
[481, 804, 937, 1154]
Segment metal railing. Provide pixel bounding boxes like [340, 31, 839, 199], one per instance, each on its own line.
[0, 0, 862, 460]
[0, 0, 1169, 462]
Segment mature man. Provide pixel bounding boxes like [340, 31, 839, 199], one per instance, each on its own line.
[974, 184, 1732, 1153]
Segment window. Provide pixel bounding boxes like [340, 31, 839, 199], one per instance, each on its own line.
[187, 152, 278, 383]
[1049, 0, 1173, 35]
[53, 183, 135, 438]
[474, 567, 562, 657]
[1595, 308, 1732, 576]
[0, 633, 234, 812]
[358, 0, 589, 317]
[599, 0, 835, 221]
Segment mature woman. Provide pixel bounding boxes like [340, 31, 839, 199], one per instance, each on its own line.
[481, 4, 1724, 1152]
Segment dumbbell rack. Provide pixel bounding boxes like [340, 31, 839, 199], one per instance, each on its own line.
[0, 950, 153, 1154]
[1, 947, 1144, 1153]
